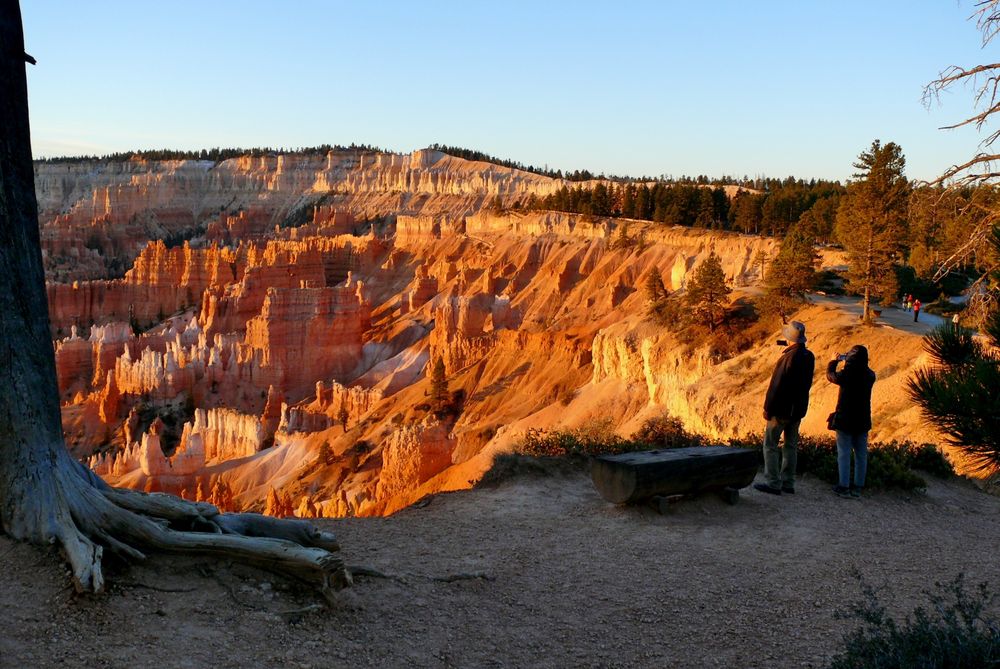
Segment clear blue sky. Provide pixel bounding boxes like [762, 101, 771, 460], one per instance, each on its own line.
[19, 1, 995, 182]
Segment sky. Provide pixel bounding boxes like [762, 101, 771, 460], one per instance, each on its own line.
[18, 1, 998, 182]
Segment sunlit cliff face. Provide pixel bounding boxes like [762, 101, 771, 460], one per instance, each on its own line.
[43, 151, 946, 519]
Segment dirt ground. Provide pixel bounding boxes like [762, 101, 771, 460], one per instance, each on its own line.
[2, 466, 999, 669]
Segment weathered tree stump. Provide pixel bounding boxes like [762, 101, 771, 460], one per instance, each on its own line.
[591, 446, 758, 505]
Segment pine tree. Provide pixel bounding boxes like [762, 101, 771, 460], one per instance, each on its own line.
[731, 191, 763, 234]
[695, 188, 715, 228]
[337, 400, 349, 433]
[317, 440, 331, 466]
[835, 140, 910, 322]
[764, 222, 819, 314]
[610, 222, 631, 250]
[430, 357, 448, 408]
[685, 251, 732, 331]
[644, 267, 667, 304]
[752, 249, 770, 283]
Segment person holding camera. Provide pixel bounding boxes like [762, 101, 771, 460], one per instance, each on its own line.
[826, 345, 876, 499]
[755, 321, 815, 495]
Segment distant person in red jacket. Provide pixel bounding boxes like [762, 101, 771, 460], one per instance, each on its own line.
[913, 299, 921, 323]
[754, 321, 815, 496]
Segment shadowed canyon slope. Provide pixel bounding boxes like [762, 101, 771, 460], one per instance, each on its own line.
[41, 148, 947, 519]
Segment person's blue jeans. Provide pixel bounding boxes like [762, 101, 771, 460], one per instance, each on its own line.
[763, 417, 800, 488]
[836, 430, 868, 488]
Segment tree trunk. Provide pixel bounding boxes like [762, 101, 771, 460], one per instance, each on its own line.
[0, 1, 347, 597]
[862, 227, 874, 322]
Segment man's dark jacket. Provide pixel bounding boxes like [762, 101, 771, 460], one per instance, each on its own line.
[763, 343, 815, 421]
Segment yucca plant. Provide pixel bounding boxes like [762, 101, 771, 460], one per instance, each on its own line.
[907, 226, 1000, 479]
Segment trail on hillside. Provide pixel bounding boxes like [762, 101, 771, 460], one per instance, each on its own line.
[812, 294, 947, 335]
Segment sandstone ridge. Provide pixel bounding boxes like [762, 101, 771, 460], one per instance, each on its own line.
[45, 152, 946, 519]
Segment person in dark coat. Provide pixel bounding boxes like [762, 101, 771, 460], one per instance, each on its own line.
[754, 321, 815, 495]
[827, 345, 876, 498]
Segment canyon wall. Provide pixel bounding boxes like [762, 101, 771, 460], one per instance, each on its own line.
[47, 151, 947, 520]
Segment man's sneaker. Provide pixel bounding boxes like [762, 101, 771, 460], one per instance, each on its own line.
[754, 483, 782, 495]
[832, 485, 852, 498]
[781, 485, 795, 495]
[850, 487, 863, 499]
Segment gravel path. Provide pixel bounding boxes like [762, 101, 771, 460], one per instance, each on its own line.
[2, 468, 999, 668]
[812, 294, 948, 335]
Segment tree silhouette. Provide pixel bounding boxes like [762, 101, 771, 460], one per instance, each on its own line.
[337, 400, 349, 433]
[644, 267, 667, 304]
[764, 222, 818, 314]
[685, 251, 731, 331]
[835, 140, 910, 322]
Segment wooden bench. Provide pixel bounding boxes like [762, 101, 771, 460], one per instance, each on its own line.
[591, 446, 758, 510]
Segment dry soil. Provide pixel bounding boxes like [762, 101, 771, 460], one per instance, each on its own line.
[1, 466, 999, 669]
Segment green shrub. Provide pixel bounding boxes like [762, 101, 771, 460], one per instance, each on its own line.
[796, 437, 952, 491]
[516, 414, 705, 457]
[795, 436, 841, 483]
[513, 419, 952, 492]
[903, 442, 955, 477]
[630, 413, 704, 448]
[516, 426, 633, 457]
[830, 573, 1000, 669]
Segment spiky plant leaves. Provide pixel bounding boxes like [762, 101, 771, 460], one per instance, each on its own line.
[922, 324, 984, 368]
[908, 320, 1000, 476]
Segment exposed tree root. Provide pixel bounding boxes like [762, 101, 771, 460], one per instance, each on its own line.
[7, 457, 350, 602]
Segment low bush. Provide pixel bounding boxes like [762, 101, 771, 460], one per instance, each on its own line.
[830, 573, 1000, 669]
[477, 453, 590, 486]
[512, 416, 952, 492]
[794, 437, 952, 491]
[516, 414, 704, 457]
[516, 425, 633, 457]
[630, 413, 705, 448]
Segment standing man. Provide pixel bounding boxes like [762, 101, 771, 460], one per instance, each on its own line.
[913, 299, 922, 323]
[755, 321, 815, 495]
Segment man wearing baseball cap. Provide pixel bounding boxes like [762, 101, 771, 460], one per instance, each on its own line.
[755, 320, 815, 495]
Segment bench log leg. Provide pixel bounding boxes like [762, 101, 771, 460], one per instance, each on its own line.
[720, 487, 740, 505]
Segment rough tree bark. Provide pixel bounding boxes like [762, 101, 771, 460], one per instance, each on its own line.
[0, 1, 348, 598]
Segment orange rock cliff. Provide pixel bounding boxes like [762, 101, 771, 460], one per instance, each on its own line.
[42, 148, 946, 518]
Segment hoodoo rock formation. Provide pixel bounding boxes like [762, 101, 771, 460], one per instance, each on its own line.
[45, 148, 948, 519]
